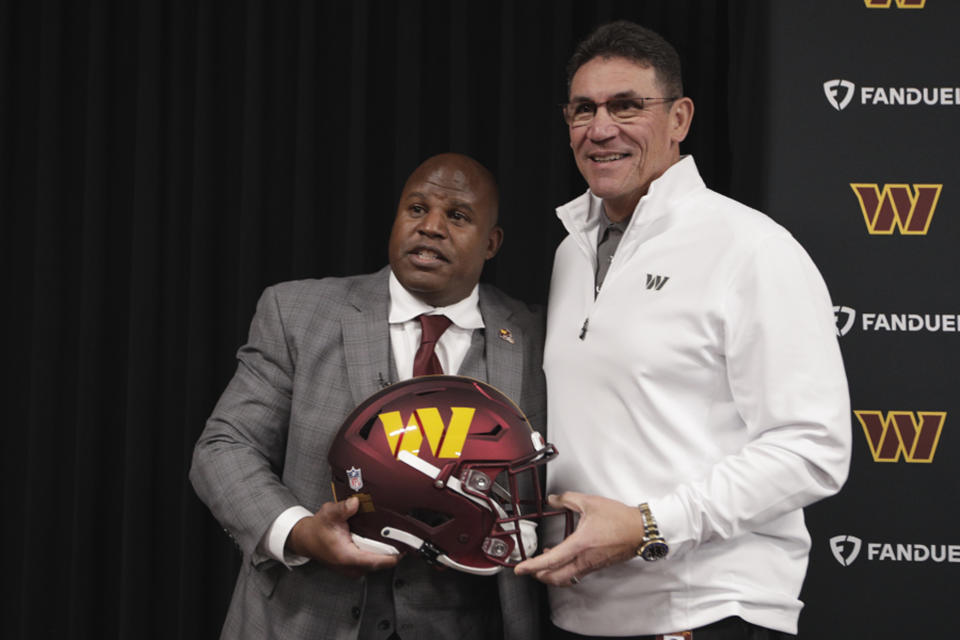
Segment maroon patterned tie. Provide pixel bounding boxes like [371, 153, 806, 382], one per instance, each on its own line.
[413, 314, 452, 376]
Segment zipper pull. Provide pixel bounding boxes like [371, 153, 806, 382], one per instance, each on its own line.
[579, 318, 589, 340]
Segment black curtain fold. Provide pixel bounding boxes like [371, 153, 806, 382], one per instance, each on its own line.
[1, 1, 767, 637]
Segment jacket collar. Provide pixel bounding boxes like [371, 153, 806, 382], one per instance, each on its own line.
[476, 286, 523, 402]
[555, 155, 705, 260]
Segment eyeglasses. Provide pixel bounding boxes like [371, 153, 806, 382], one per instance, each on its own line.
[560, 97, 679, 127]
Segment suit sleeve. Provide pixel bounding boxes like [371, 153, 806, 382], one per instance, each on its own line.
[190, 286, 303, 560]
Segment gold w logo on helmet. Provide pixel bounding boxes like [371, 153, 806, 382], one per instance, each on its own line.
[379, 407, 476, 459]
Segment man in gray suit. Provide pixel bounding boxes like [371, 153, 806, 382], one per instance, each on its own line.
[190, 153, 546, 639]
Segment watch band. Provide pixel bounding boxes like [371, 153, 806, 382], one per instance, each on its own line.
[636, 502, 669, 561]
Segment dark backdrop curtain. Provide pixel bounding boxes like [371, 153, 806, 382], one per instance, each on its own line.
[1, 1, 767, 637]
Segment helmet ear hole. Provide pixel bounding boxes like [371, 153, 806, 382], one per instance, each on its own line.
[408, 508, 453, 528]
[472, 423, 504, 438]
[358, 416, 377, 440]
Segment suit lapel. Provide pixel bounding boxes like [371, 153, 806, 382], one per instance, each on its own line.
[478, 288, 524, 403]
[339, 275, 526, 407]
[341, 267, 394, 408]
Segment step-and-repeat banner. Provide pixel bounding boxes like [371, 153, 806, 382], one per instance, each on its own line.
[765, 1, 958, 637]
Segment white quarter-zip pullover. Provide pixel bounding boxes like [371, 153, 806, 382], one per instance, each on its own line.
[544, 156, 851, 636]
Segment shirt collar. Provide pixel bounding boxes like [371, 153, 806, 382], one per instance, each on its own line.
[598, 207, 628, 232]
[388, 269, 485, 329]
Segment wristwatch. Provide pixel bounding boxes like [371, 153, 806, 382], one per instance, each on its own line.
[636, 502, 669, 561]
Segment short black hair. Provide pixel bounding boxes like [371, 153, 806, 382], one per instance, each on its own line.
[566, 20, 683, 98]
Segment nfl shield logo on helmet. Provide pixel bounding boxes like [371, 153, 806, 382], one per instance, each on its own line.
[347, 467, 364, 491]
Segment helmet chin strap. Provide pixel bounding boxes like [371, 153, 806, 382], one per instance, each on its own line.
[394, 450, 540, 568]
[350, 532, 400, 555]
[376, 527, 503, 576]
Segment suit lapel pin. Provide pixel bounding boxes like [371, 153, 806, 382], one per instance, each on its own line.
[498, 328, 515, 344]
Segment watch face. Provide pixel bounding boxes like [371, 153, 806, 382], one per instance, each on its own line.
[641, 540, 669, 561]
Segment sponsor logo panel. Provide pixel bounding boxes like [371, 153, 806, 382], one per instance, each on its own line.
[829, 535, 960, 567]
[833, 306, 960, 336]
[824, 79, 959, 110]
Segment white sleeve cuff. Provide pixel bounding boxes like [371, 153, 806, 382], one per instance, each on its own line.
[259, 505, 314, 568]
[646, 494, 691, 555]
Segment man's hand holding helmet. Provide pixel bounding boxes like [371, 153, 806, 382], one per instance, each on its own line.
[286, 496, 399, 578]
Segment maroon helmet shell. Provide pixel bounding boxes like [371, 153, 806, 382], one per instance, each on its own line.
[328, 375, 571, 575]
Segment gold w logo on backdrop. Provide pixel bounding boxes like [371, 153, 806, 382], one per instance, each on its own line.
[850, 183, 942, 235]
[864, 0, 926, 8]
[854, 410, 946, 462]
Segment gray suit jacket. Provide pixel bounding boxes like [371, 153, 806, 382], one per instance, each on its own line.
[190, 267, 546, 639]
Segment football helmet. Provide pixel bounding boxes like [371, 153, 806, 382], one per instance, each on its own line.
[328, 375, 572, 575]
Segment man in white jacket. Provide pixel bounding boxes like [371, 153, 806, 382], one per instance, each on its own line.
[515, 21, 851, 640]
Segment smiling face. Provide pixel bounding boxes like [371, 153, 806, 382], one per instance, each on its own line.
[568, 56, 693, 222]
[388, 154, 503, 307]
